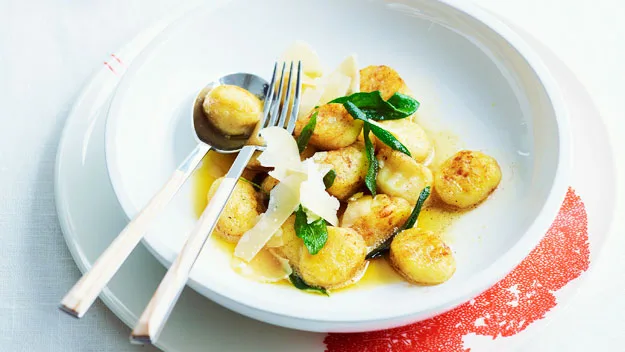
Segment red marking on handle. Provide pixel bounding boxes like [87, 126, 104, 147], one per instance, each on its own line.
[111, 54, 124, 66]
[325, 187, 589, 352]
[104, 62, 117, 75]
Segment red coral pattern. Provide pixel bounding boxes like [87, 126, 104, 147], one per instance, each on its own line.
[325, 188, 589, 351]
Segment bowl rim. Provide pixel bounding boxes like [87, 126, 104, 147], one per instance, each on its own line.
[103, 0, 571, 327]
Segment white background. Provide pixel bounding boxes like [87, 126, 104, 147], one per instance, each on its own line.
[0, 0, 623, 351]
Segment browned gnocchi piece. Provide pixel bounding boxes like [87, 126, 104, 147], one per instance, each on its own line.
[434, 150, 502, 208]
[207, 177, 262, 243]
[376, 119, 432, 163]
[376, 148, 433, 204]
[311, 144, 368, 201]
[298, 226, 367, 289]
[390, 228, 456, 285]
[294, 103, 363, 151]
[341, 194, 412, 248]
[203, 84, 262, 136]
[359, 65, 411, 100]
[270, 215, 304, 269]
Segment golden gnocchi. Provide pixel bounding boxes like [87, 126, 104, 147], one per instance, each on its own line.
[294, 103, 363, 150]
[390, 229, 456, 285]
[311, 144, 369, 201]
[360, 65, 411, 100]
[298, 226, 367, 289]
[434, 150, 502, 208]
[203, 84, 263, 136]
[376, 148, 434, 205]
[206, 177, 263, 243]
[341, 194, 412, 248]
[376, 119, 432, 163]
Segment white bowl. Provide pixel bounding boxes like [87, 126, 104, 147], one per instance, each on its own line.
[104, 0, 570, 332]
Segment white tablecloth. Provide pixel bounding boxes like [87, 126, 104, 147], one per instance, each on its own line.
[0, 0, 623, 351]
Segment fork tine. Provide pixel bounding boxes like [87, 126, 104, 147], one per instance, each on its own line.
[277, 61, 294, 129]
[260, 62, 278, 128]
[286, 61, 302, 134]
[266, 62, 286, 128]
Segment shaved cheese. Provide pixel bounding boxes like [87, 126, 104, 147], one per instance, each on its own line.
[234, 173, 305, 261]
[257, 127, 305, 181]
[299, 86, 324, 118]
[231, 248, 292, 283]
[318, 71, 351, 105]
[334, 54, 360, 94]
[280, 41, 323, 78]
[265, 227, 284, 248]
[304, 209, 321, 224]
[301, 76, 318, 88]
[296, 54, 360, 118]
[299, 159, 340, 226]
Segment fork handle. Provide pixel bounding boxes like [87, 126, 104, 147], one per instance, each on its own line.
[60, 143, 211, 318]
[131, 145, 257, 344]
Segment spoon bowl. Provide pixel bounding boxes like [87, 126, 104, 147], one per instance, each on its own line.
[192, 73, 269, 152]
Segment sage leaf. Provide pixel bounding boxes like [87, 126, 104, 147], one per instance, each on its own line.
[294, 205, 328, 255]
[289, 273, 328, 296]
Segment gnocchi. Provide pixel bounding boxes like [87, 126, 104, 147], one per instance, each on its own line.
[203, 84, 263, 136]
[376, 148, 434, 204]
[260, 175, 279, 195]
[341, 194, 412, 248]
[298, 226, 367, 289]
[311, 144, 368, 201]
[434, 150, 502, 208]
[390, 229, 456, 285]
[270, 215, 304, 269]
[360, 65, 411, 100]
[377, 119, 432, 163]
[207, 177, 263, 243]
[294, 103, 363, 150]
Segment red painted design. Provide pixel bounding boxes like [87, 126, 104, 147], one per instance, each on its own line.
[104, 61, 117, 74]
[111, 54, 124, 66]
[325, 188, 589, 352]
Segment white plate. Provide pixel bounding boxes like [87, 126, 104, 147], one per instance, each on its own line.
[55, 9, 615, 352]
[103, 0, 570, 331]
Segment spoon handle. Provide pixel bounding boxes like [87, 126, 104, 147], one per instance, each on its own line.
[131, 145, 257, 344]
[60, 143, 211, 318]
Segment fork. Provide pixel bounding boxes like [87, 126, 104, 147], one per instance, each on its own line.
[130, 61, 302, 344]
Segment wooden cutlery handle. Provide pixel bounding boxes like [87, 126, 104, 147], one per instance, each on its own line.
[60, 143, 210, 318]
[131, 146, 256, 344]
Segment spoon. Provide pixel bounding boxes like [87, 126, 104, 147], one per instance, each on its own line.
[60, 71, 272, 319]
[130, 61, 301, 344]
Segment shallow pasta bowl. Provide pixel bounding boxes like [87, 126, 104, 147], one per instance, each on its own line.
[104, 0, 570, 332]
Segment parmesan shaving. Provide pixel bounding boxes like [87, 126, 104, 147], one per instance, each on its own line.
[299, 159, 340, 226]
[293, 51, 360, 118]
[333, 54, 360, 94]
[257, 127, 305, 181]
[299, 85, 324, 118]
[234, 173, 305, 261]
[318, 71, 351, 105]
[279, 40, 323, 78]
[265, 227, 284, 248]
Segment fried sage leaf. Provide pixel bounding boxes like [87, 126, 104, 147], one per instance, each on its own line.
[296, 111, 318, 153]
[289, 273, 329, 296]
[294, 205, 328, 255]
[330, 91, 419, 120]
